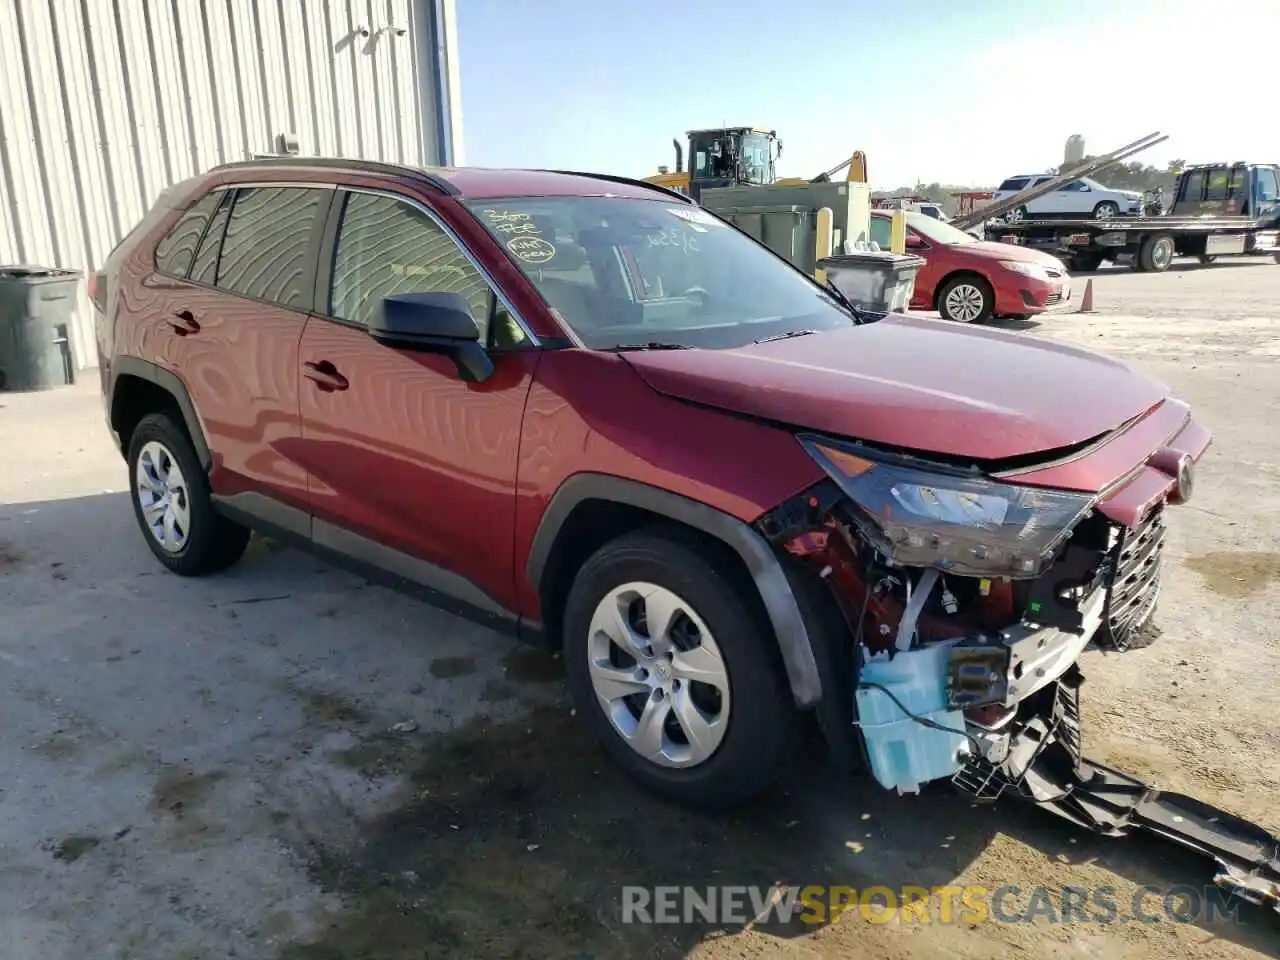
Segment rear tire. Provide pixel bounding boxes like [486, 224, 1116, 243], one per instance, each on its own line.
[1137, 233, 1175, 273]
[127, 412, 250, 576]
[562, 528, 796, 809]
[1092, 201, 1119, 219]
[938, 274, 994, 323]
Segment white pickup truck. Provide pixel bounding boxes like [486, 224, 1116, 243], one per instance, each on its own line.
[993, 174, 1142, 221]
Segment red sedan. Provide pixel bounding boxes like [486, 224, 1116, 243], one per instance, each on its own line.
[870, 211, 1072, 323]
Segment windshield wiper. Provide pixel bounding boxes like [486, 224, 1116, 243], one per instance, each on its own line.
[821, 279, 878, 325]
[754, 329, 818, 344]
[607, 341, 692, 352]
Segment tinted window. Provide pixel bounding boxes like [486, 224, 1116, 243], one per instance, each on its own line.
[1180, 170, 1206, 202]
[216, 187, 325, 309]
[1204, 168, 1231, 201]
[153, 191, 221, 277]
[190, 192, 231, 285]
[1060, 179, 1087, 192]
[998, 177, 1029, 192]
[330, 192, 495, 341]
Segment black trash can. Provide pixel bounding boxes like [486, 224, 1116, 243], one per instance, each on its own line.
[0, 265, 82, 392]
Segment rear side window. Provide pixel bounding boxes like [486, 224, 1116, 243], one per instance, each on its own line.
[153, 192, 222, 277]
[1205, 168, 1231, 201]
[215, 187, 326, 309]
[190, 192, 232, 285]
[998, 177, 1029, 192]
[1179, 169, 1206, 202]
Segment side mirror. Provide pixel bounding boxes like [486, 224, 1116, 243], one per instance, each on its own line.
[369, 292, 494, 383]
[905, 234, 925, 249]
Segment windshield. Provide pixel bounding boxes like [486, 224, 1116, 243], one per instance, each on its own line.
[740, 133, 772, 183]
[463, 196, 854, 350]
[906, 212, 978, 245]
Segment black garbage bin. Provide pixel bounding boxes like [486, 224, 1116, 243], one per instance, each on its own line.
[0, 265, 82, 392]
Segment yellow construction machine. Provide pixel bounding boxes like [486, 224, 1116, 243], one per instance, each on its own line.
[646, 127, 867, 202]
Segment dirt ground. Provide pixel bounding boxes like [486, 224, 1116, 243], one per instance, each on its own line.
[1, 256, 1277, 959]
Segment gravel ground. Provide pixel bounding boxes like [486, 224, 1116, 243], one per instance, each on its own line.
[1, 256, 1277, 959]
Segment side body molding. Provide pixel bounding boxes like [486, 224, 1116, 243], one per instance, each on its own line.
[527, 473, 823, 708]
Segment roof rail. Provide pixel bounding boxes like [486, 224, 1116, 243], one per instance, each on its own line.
[540, 169, 694, 204]
[210, 156, 460, 196]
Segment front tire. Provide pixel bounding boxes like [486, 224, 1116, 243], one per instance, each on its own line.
[938, 275, 994, 323]
[127, 412, 250, 576]
[562, 529, 796, 808]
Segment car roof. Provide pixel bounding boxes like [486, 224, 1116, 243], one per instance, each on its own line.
[210, 157, 683, 202]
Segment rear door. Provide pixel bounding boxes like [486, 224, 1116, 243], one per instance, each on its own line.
[1025, 176, 1059, 215]
[160, 184, 333, 529]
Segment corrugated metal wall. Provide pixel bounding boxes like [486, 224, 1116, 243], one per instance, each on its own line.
[0, 0, 459, 371]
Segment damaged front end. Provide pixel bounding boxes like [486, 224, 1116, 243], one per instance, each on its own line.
[756, 428, 1280, 912]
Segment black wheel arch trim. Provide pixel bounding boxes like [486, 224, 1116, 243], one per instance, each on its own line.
[108, 357, 212, 470]
[527, 473, 823, 708]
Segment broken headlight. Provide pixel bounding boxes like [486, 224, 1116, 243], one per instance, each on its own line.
[800, 435, 1095, 578]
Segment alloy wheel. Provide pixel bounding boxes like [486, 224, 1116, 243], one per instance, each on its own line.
[135, 440, 191, 553]
[1094, 203, 1118, 219]
[585, 581, 731, 769]
[943, 283, 986, 322]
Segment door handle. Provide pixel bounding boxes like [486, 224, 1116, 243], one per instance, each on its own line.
[302, 360, 349, 392]
[168, 310, 200, 336]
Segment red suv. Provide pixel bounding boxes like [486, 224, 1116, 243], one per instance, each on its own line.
[95, 159, 1209, 809]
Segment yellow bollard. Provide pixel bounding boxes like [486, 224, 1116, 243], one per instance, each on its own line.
[815, 207, 834, 283]
[890, 209, 907, 254]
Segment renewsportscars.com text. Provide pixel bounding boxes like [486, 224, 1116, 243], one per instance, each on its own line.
[621, 883, 1244, 926]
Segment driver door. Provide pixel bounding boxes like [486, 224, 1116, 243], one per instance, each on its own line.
[294, 189, 540, 617]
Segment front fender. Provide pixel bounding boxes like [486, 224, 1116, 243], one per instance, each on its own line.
[527, 473, 823, 708]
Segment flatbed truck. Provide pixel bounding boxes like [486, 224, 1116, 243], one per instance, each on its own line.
[984, 162, 1280, 273]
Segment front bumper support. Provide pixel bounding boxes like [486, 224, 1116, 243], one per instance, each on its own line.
[957, 671, 1280, 913]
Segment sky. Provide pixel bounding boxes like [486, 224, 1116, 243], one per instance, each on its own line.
[454, 0, 1278, 189]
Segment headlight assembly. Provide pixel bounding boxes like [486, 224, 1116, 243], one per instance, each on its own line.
[999, 260, 1051, 280]
[800, 435, 1096, 578]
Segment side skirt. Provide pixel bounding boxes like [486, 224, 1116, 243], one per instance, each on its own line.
[212, 493, 535, 642]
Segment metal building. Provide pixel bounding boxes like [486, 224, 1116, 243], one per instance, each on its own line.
[0, 0, 463, 372]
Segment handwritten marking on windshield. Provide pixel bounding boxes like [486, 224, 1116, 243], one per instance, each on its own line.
[648, 228, 699, 253]
[482, 209, 542, 236]
[507, 236, 556, 264]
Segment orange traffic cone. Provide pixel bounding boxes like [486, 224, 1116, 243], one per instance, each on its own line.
[1078, 278, 1095, 314]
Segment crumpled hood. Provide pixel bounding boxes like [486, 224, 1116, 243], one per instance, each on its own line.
[623, 315, 1168, 462]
